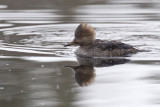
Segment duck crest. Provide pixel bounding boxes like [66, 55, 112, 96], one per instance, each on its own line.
[75, 22, 95, 39]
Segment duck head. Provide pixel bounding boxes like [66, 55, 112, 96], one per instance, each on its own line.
[64, 23, 95, 47]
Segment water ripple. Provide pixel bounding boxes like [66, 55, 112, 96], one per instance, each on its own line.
[0, 23, 159, 58]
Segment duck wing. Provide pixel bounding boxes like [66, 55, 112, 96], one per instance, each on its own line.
[94, 40, 133, 51]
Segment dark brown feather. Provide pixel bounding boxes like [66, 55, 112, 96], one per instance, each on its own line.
[94, 39, 134, 51]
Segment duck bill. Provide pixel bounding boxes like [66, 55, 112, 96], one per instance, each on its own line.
[64, 39, 76, 47]
[65, 65, 77, 69]
[64, 42, 74, 47]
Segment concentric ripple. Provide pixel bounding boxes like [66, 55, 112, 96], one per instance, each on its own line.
[0, 23, 160, 58]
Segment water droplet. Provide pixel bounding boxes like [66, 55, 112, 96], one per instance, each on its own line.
[31, 78, 37, 80]
[0, 87, 4, 90]
[20, 90, 24, 93]
[9, 69, 12, 71]
[41, 65, 44, 68]
[6, 64, 10, 66]
[56, 84, 59, 89]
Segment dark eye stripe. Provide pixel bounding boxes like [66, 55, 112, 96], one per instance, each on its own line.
[77, 32, 81, 38]
[74, 42, 79, 44]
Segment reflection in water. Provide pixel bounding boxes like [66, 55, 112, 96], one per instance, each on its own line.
[67, 65, 95, 87]
[0, 57, 160, 107]
[67, 57, 129, 87]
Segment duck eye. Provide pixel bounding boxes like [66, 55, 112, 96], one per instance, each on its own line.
[74, 42, 79, 44]
[76, 32, 81, 38]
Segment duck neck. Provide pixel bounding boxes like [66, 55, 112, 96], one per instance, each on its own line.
[80, 44, 93, 48]
[79, 40, 94, 47]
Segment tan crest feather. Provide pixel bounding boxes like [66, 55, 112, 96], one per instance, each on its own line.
[75, 23, 95, 39]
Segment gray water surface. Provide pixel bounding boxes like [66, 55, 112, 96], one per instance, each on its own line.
[0, 0, 160, 107]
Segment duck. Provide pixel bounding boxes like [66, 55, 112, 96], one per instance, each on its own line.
[64, 22, 139, 57]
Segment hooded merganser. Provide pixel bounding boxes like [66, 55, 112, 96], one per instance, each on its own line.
[64, 23, 138, 57]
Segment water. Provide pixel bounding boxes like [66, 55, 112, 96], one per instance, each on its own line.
[0, 0, 160, 107]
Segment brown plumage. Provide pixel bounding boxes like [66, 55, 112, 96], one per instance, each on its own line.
[66, 65, 95, 87]
[65, 23, 139, 57]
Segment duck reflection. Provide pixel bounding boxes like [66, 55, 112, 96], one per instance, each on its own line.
[66, 57, 130, 87]
[66, 64, 95, 87]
